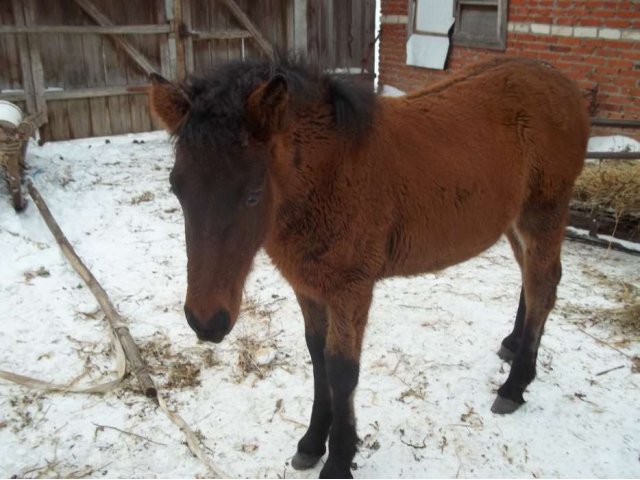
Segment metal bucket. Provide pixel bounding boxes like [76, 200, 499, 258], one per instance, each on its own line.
[0, 100, 24, 128]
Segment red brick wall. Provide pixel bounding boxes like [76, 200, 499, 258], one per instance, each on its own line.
[379, 0, 639, 138]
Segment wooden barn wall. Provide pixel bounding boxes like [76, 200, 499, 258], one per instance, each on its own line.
[0, 1, 27, 115]
[187, 0, 289, 72]
[45, 0, 158, 140]
[307, 0, 376, 74]
[1, 0, 376, 142]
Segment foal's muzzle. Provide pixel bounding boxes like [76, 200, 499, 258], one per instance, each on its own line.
[184, 307, 231, 343]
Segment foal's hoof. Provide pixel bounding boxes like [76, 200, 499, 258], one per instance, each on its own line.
[319, 463, 353, 479]
[491, 395, 524, 414]
[497, 344, 516, 362]
[291, 451, 323, 470]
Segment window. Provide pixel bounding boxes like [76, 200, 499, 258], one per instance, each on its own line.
[406, 0, 456, 70]
[405, 0, 507, 70]
[452, 0, 507, 50]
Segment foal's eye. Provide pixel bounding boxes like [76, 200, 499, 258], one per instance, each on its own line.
[246, 189, 262, 207]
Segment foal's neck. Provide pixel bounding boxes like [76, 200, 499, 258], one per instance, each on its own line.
[271, 103, 347, 198]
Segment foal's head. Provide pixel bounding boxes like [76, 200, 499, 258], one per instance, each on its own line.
[150, 62, 290, 342]
[150, 59, 375, 343]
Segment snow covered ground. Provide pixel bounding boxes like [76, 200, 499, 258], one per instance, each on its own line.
[1, 132, 639, 478]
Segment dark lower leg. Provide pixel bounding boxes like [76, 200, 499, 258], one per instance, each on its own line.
[493, 260, 561, 414]
[493, 330, 540, 413]
[320, 355, 359, 479]
[499, 288, 526, 361]
[293, 333, 332, 468]
[293, 294, 331, 470]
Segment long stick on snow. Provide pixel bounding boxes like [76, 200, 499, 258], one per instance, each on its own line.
[26, 181, 157, 398]
[24, 181, 230, 478]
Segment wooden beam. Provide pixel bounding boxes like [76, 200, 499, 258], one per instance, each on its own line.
[73, 0, 157, 75]
[1, 85, 150, 102]
[0, 25, 171, 35]
[565, 229, 640, 256]
[586, 151, 640, 160]
[590, 118, 640, 129]
[219, 0, 274, 59]
[188, 29, 252, 40]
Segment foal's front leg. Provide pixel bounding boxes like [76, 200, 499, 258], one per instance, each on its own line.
[292, 294, 332, 470]
[320, 289, 372, 479]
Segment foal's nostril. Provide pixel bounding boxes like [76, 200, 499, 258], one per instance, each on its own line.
[207, 310, 230, 338]
[184, 306, 202, 336]
[184, 306, 231, 343]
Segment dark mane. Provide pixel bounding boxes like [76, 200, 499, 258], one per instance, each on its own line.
[174, 56, 376, 147]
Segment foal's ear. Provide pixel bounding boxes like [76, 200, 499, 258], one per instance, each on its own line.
[247, 74, 289, 138]
[149, 73, 191, 133]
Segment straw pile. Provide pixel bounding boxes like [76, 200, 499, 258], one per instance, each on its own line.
[573, 161, 640, 217]
[573, 161, 640, 336]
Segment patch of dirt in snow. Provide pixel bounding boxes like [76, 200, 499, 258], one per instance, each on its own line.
[1, 131, 639, 478]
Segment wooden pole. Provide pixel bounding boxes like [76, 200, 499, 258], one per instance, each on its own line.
[26, 182, 157, 398]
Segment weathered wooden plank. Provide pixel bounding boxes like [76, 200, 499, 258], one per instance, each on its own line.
[66, 98, 93, 138]
[307, 0, 320, 65]
[172, 0, 186, 80]
[81, 31, 106, 88]
[22, 0, 47, 123]
[189, 0, 211, 71]
[129, 94, 152, 133]
[324, 0, 335, 69]
[294, 0, 308, 54]
[88, 96, 111, 137]
[157, 0, 172, 80]
[182, 0, 194, 73]
[219, 0, 274, 59]
[0, 79, 287, 101]
[0, 2, 22, 90]
[74, 0, 158, 75]
[189, 28, 252, 40]
[10, 0, 36, 114]
[209, 0, 228, 65]
[0, 25, 171, 35]
[44, 100, 70, 141]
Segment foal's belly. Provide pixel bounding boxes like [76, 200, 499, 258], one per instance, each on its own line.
[380, 178, 522, 279]
[384, 227, 505, 278]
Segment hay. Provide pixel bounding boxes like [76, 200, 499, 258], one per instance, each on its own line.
[573, 161, 640, 216]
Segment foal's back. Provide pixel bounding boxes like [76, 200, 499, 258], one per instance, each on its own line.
[366, 58, 589, 278]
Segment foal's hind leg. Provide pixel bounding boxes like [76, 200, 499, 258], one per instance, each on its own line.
[292, 293, 332, 470]
[492, 203, 566, 414]
[498, 230, 526, 362]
